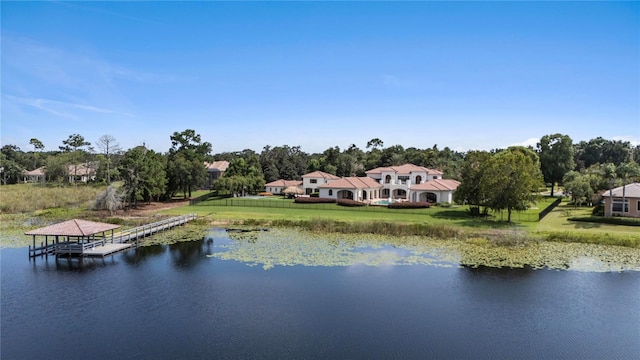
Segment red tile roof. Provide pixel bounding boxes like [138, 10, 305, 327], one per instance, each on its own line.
[25, 219, 121, 237]
[318, 177, 383, 189]
[410, 179, 460, 191]
[302, 171, 340, 180]
[365, 163, 443, 175]
[265, 179, 303, 187]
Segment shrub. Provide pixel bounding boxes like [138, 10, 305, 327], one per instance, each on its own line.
[336, 199, 367, 207]
[568, 216, 640, 227]
[388, 201, 431, 209]
[310, 192, 320, 198]
[294, 197, 336, 204]
[258, 192, 273, 197]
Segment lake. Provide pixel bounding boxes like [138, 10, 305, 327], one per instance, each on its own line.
[2, 228, 639, 359]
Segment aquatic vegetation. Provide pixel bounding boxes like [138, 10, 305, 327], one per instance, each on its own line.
[206, 228, 640, 272]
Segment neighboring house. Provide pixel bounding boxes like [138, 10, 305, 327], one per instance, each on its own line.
[318, 177, 383, 202]
[203, 161, 229, 189]
[409, 179, 461, 203]
[302, 171, 340, 195]
[602, 183, 640, 218]
[265, 179, 303, 194]
[23, 167, 46, 183]
[66, 163, 97, 183]
[365, 163, 445, 200]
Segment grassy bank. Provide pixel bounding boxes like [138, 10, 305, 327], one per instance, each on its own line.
[0, 183, 106, 213]
[2, 184, 638, 250]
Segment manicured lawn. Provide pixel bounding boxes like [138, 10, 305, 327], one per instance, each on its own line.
[536, 200, 640, 236]
[162, 196, 564, 229]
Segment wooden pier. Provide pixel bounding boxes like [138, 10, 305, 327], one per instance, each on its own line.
[28, 214, 198, 258]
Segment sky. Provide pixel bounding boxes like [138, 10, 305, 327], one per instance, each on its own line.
[2, 1, 639, 155]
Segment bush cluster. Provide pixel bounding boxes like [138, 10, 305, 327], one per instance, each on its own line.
[310, 192, 320, 198]
[568, 216, 640, 227]
[294, 197, 336, 204]
[387, 201, 431, 209]
[336, 199, 367, 207]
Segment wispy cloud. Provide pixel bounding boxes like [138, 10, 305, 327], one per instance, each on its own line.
[5, 95, 130, 120]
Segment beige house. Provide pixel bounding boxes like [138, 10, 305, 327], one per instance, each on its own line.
[302, 171, 340, 195]
[602, 183, 640, 218]
[203, 161, 229, 189]
[23, 163, 97, 183]
[23, 167, 46, 183]
[317, 177, 382, 202]
[265, 179, 303, 195]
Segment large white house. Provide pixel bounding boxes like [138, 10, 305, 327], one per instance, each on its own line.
[317, 177, 383, 202]
[302, 171, 340, 194]
[365, 164, 450, 201]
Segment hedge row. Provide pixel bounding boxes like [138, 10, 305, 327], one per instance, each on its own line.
[294, 197, 336, 204]
[337, 199, 367, 207]
[388, 201, 432, 209]
[568, 216, 640, 227]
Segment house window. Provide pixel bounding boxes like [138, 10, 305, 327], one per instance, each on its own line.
[637, 200, 640, 211]
[329, 190, 333, 196]
[415, 175, 422, 184]
[382, 189, 390, 196]
[310, 179, 317, 184]
[398, 176, 409, 184]
[612, 199, 629, 212]
[433, 176, 439, 179]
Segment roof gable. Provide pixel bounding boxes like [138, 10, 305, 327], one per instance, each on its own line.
[205, 161, 229, 171]
[318, 177, 382, 189]
[602, 183, 640, 198]
[302, 171, 340, 180]
[411, 179, 461, 191]
[365, 163, 443, 175]
[25, 219, 121, 236]
[265, 179, 303, 187]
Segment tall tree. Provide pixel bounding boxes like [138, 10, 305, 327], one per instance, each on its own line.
[601, 163, 617, 216]
[59, 134, 91, 183]
[120, 146, 167, 207]
[29, 138, 45, 170]
[484, 148, 544, 222]
[166, 129, 211, 198]
[454, 150, 492, 216]
[537, 134, 575, 196]
[96, 134, 121, 184]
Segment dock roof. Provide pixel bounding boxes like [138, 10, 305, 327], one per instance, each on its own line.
[25, 219, 121, 237]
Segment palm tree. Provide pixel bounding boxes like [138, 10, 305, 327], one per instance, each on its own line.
[601, 163, 617, 216]
[617, 162, 640, 214]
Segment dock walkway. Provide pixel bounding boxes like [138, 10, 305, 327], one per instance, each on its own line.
[29, 214, 198, 258]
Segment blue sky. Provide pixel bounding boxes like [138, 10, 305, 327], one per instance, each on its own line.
[2, 1, 639, 154]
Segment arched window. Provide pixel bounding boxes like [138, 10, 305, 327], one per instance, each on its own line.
[385, 175, 391, 184]
[415, 175, 422, 184]
[329, 190, 333, 196]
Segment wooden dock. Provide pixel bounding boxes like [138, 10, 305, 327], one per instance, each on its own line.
[29, 214, 198, 258]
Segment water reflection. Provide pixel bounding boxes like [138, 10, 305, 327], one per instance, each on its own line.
[169, 237, 214, 269]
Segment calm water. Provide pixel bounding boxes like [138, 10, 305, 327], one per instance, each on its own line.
[2, 229, 639, 359]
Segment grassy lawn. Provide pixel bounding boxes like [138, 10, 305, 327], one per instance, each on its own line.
[536, 200, 639, 236]
[163, 196, 562, 229]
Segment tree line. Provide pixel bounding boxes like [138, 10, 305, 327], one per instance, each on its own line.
[2, 131, 639, 212]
